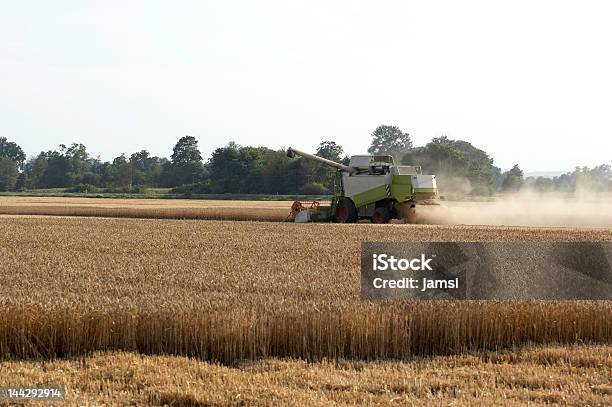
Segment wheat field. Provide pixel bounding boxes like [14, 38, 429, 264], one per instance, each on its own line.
[1, 214, 611, 405]
[1, 216, 610, 363]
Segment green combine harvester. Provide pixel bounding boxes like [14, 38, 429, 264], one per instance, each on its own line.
[286, 147, 438, 223]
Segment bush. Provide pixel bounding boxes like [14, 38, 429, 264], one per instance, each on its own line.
[300, 182, 328, 195]
[103, 185, 147, 194]
[171, 181, 211, 195]
[170, 184, 194, 194]
[65, 184, 99, 193]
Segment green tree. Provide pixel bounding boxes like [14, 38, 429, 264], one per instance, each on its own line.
[589, 164, 612, 191]
[566, 164, 612, 192]
[92, 161, 114, 187]
[207, 143, 246, 193]
[0, 137, 26, 170]
[368, 125, 413, 160]
[40, 150, 71, 188]
[171, 136, 202, 165]
[112, 154, 134, 188]
[167, 136, 205, 186]
[0, 157, 19, 191]
[205, 144, 313, 194]
[258, 149, 296, 194]
[23, 154, 48, 189]
[315, 140, 344, 192]
[127, 151, 167, 186]
[25, 145, 90, 189]
[316, 141, 344, 162]
[402, 136, 498, 195]
[130, 150, 149, 185]
[63, 143, 90, 184]
[501, 164, 524, 191]
[79, 157, 103, 187]
[524, 176, 554, 192]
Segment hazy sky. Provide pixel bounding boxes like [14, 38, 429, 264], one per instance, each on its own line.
[1, 1, 611, 171]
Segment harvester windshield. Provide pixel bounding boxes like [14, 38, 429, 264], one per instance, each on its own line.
[395, 166, 423, 175]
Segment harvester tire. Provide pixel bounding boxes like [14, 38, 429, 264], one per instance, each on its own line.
[335, 198, 358, 223]
[371, 206, 390, 224]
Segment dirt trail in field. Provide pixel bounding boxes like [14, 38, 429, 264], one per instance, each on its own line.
[417, 195, 612, 228]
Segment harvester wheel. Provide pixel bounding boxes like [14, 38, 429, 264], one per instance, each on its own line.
[371, 206, 390, 224]
[335, 198, 357, 223]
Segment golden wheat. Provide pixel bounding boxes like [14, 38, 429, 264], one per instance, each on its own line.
[0, 196, 290, 221]
[0, 216, 610, 363]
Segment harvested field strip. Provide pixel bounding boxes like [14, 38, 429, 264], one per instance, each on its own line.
[0, 345, 609, 406]
[1, 346, 610, 406]
[1, 217, 611, 363]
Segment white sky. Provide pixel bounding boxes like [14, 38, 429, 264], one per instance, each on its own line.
[1, 1, 611, 172]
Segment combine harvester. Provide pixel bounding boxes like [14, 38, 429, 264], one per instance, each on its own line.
[286, 147, 438, 223]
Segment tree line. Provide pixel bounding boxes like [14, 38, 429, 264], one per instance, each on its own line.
[0, 126, 610, 195]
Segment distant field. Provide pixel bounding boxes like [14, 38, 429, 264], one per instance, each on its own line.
[0, 196, 291, 221]
[2, 195, 612, 228]
[0, 189, 329, 201]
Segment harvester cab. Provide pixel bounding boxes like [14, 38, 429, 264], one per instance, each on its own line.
[286, 147, 438, 223]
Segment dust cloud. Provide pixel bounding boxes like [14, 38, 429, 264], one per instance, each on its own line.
[416, 192, 612, 228]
